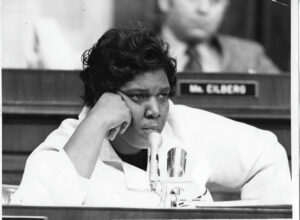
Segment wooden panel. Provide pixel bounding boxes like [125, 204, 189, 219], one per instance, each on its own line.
[2, 173, 23, 185]
[3, 205, 292, 219]
[3, 69, 82, 107]
[3, 154, 27, 172]
[3, 114, 70, 153]
[2, 154, 27, 185]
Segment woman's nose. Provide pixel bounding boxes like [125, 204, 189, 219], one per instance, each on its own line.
[195, 0, 212, 14]
[145, 97, 161, 119]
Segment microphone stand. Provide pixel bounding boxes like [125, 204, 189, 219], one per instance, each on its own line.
[149, 132, 162, 193]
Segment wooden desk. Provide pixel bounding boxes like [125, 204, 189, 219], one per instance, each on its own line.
[2, 205, 292, 219]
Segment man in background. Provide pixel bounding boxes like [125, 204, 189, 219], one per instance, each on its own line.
[157, 0, 280, 73]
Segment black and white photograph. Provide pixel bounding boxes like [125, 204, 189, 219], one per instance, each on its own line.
[1, 0, 298, 219]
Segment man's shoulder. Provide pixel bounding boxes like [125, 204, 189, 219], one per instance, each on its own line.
[215, 34, 280, 73]
[217, 34, 264, 52]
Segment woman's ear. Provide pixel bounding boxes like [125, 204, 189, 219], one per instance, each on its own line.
[157, 0, 172, 13]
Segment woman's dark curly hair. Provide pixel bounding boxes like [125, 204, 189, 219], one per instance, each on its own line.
[80, 22, 177, 107]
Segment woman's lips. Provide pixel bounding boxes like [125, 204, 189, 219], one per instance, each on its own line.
[141, 127, 161, 135]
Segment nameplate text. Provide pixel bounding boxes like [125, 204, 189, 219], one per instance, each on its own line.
[178, 81, 258, 96]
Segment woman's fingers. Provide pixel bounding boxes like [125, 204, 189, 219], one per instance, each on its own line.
[108, 126, 121, 141]
[120, 122, 129, 134]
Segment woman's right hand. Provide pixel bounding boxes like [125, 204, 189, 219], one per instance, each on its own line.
[88, 92, 132, 141]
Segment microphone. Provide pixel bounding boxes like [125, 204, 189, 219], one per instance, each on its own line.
[149, 132, 162, 192]
[167, 147, 187, 178]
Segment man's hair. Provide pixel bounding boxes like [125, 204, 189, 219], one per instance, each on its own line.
[80, 22, 177, 107]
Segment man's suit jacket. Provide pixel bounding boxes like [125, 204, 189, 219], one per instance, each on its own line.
[217, 35, 280, 73]
[161, 30, 280, 73]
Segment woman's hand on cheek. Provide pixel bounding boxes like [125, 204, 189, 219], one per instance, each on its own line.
[89, 92, 132, 141]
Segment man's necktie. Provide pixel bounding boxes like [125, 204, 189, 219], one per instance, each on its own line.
[184, 46, 202, 71]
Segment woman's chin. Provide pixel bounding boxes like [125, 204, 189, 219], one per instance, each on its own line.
[132, 139, 150, 149]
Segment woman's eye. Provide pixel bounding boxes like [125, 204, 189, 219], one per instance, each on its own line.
[130, 94, 148, 101]
[158, 93, 169, 100]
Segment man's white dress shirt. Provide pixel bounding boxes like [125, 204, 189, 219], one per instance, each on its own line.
[11, 101, 291, 207]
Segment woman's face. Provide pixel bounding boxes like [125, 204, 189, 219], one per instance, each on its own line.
[113, 69, 170, 153]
